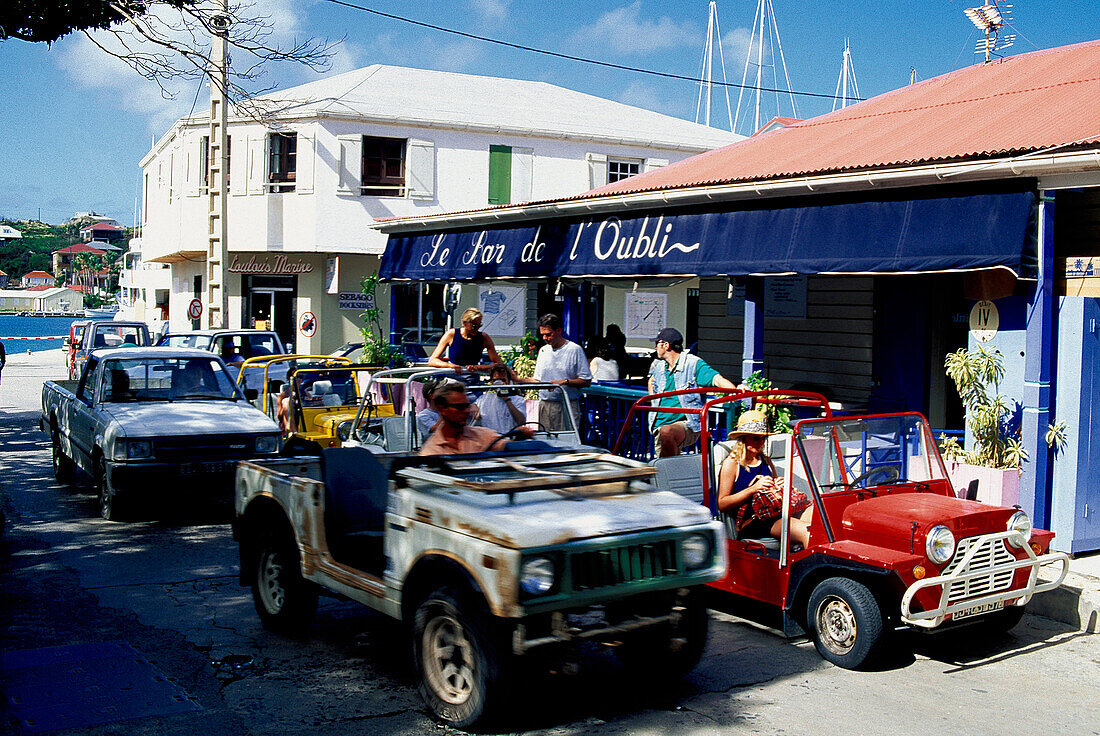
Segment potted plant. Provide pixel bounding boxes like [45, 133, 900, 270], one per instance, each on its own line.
[358, 272, 405, 367]
[940, 345, 1064, 505]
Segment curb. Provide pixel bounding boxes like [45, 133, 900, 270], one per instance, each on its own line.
[1030, 569, 1100, 633]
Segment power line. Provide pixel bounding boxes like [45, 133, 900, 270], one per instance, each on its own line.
[319, 0, 859, 102]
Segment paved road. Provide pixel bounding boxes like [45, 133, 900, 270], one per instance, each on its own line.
[2, 353, 1099, 735]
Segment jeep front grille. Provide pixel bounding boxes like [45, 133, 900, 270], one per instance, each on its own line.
[943, 535, 1017, 603]
[570, 539, 679, 591]
[153, 434, 254, 460]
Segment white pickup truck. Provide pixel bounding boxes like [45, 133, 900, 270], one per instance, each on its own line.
[233, 444, 726, 728]
[43, 347, 282, 520]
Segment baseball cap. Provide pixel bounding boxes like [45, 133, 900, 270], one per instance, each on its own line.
[654, 327, 683, 345]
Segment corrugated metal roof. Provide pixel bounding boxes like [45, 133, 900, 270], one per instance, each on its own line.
[587, 40, 1100, 198]
[255, 64, 742, 151]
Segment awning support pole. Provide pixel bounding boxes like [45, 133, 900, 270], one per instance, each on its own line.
[1020, 190, 1055, 528]
[742, 277, 765, 379]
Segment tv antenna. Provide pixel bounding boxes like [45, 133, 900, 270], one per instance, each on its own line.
[832, 39, 861, 111]
[733, 0, 799, 135]
[695, 1, 734, 131]
[964, 2, 1016, 62]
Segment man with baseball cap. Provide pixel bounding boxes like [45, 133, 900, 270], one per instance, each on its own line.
[648, 327, 739, 457]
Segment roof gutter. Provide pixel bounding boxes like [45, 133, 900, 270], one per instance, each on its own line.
[374, 149, 1100, 233]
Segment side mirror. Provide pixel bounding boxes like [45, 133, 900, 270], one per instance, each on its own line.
[245, 388, 259, 401]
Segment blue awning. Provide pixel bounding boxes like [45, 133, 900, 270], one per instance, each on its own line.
[380, 188, 1037, 281]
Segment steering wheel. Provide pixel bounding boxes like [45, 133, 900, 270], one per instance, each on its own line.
[849, 465, 902, 489]
[486, 421, 551, 450]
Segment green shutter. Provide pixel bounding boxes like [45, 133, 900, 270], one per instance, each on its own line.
[488, 144, 512, 205]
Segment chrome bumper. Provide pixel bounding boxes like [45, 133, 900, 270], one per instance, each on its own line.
[900, 530, 1070, 628]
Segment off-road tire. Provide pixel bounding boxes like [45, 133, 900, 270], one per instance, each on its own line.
[251, 531, 318, 633]
[807, 577, 884, 669]
[614, 588, 709, 680]
[412, 587, 507, 729]
[51, 425, 75, 484]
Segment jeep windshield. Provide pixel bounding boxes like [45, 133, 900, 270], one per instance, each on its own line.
[102, 357, 242, 402]
[792, 414, 949, 494]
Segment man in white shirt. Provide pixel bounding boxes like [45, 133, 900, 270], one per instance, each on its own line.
[515, 313, 592, 431]
[476, 364, 527, 434]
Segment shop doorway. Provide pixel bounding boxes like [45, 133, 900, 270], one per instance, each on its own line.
[243, 276, 297, 350]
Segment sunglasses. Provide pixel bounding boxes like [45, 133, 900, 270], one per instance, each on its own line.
[440, 400, 472, 410]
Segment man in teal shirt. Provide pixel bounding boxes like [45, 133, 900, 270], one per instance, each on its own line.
[647, 328, 739, 457]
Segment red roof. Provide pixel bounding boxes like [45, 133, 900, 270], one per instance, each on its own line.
[54, 243, 106, 255]
[23, 271, 54, 279]
[80, 222, 123, 231]
[584, 40, 1100, 199]
[68, 284, 95, 294]
[27, 284, 54, 291]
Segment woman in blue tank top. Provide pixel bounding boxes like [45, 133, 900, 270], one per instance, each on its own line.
[428, 307, 503, 376]
[716, 410, 814, 547]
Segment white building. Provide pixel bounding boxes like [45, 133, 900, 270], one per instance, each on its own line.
[0, 286, 84, 313]
[136, 65, 740, 352]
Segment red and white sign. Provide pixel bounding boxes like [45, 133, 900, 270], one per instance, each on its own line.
[299, 311, 317, 338]
[187, 298, 203, 320]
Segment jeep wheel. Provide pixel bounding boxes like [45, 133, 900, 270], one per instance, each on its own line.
[413, 588, 504, 729]
[252, 533, 318, 633]
[615, 588, 709, 680]
[807, 577, 884, 669]
[95, 456, 126, 521]
[51, 426, 75, 484]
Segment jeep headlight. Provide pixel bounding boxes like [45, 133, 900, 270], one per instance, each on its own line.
[682, 533, 712, 570]
[1007, 511, 1032, 548]
[126, 441, 152, 459]
[520, 557, 555, 596]
[255, 435, 279, 454]
[925, 525, 956, 565]
[336, 420, 352, 443]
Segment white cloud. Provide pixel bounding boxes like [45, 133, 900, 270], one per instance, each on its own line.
[52, 0, 328, 131]
[721, 27, 753, 72]
[615, 79, 685, 117]
[570, 2, 701, 56]
[470, 0, 511, 20]
[432, 39, 484, 73]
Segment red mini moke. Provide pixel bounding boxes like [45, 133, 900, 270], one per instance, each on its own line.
[614, 389, 1070, 669]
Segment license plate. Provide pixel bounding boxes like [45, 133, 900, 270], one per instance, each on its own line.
[952, 599, 1005, 621]
[180, 461, 234, 475]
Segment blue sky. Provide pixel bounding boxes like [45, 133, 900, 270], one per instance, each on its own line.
[0, 0, 1092, 225]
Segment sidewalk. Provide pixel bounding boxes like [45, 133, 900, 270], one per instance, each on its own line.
[2, 345, 1097, 631]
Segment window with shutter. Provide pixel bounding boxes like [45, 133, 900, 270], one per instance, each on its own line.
[488, 144, 512, 205]
[267, 132, 297, 192]
[607, 157, 642, 183]
[362, 136, 406, 197]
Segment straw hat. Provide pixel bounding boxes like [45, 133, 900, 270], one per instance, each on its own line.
[729, 409, 772, 439]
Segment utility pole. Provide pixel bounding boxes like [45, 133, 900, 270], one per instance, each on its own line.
[207, 0, 230, 329]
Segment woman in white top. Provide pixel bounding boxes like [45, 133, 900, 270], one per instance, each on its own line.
[475, 364, 527, 434]
[589, 339, 620, 382]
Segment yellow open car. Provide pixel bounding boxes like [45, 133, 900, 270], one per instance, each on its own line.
[237, 355, 395, 448]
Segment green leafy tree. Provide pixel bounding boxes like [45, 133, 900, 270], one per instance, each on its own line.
[358, 272, 405, 367]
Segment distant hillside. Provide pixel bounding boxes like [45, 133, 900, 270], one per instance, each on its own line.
[0, 219, 131, 282]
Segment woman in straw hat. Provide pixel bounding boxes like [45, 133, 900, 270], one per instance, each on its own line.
[716, 409, 814, 547]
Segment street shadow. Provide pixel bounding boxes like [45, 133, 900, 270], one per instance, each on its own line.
[903, 613, 1088, 672]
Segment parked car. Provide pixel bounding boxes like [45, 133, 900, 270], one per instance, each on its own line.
[42, 347, 282, 520]
[233, 441, 726, 727]
[237, 354, 393, 449]
[72, 320, 151, 380]
[615, 389, 1071, 669]
[157, 329, 288, 386]
[63, 319, 89, 379]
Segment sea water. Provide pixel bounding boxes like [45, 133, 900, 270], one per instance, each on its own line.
[0, 315, 79, 353]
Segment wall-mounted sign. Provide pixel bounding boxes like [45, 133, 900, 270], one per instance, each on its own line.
[478, 285, 524, 337]
[325, 257, 339, 294]
[299, 311, 317, 337]
[765, 275, 807, 318]
[1065, 256, 1100, 297]
[969, 299, 999, 343]
[187, 298, 203, 320]
[228, 255, 314, 274]
[338, 292, 372, 311]
[625, 292, 667, 339]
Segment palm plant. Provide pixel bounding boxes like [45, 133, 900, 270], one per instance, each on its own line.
[942, 346, 1027, 469]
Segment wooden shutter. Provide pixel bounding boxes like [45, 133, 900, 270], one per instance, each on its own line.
[295, 132, 315, 194]
[586, 152, 608, 189]
[644, 157, 669, 172]
[247, 135, 266, 195]
[510, 147, 533, 203]
[406, 138, 436, 200]
[487, 144, 512, 205]
[230, 134, 247, 196]
[336, 135, 362, 195]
